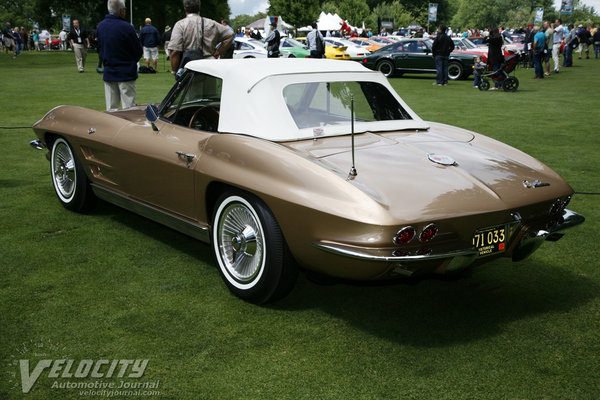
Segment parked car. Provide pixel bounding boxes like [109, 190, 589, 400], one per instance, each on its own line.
[348, 38, 383, 52]
[233, 37, 267, 58]
[295, 37, 351, 60]
[361, 38, 477, 80]
[30, 59, 583, 304]
[451, 37, 512, 62]
[322, 37, 370, 60]
[279, 37, 310, 58]
[468, 36, 521, 53]
[370, 36, 399, 45]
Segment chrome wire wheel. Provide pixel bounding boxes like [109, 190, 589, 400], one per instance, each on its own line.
[215, 197, 266, 287]
[51, 138, 76, 203]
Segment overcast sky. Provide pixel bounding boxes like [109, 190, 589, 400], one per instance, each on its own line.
[229, 0, 269, 17]
[228, 0, 599, 18]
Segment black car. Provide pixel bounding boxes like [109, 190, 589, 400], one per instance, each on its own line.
[361, 38, 477, 80]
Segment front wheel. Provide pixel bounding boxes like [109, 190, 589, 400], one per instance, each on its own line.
[50, 137, 96, 212]
[212, 191, 298, 304]
[376, 59, 395, 78]
[502, 76, 519, 92]
[448, 62, 464, 80]
[478, 79, 490, 91]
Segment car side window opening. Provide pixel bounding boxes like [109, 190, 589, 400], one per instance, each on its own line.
[283, 81, 412, 130]
[160, 72, 223, 132]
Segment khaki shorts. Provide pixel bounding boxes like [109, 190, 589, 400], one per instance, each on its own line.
[4, 37, 14, 50]
[143, 46, 159, 60]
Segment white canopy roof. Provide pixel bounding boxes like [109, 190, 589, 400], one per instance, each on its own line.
[185, 58, 428, 142]
[299, 12, 359, 33]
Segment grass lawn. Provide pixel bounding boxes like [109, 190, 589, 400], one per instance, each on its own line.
[1, 50, 599, 399]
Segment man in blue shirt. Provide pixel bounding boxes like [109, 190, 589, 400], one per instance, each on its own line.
[97, 0, 143, 110]
[139, 17, 161, 71]
[532, 26, 547, 79]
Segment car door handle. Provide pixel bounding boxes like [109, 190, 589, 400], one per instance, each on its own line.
[175, 151, 195, 168]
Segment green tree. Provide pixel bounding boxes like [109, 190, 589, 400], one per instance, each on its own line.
[451, 0, 557, 29]
[0, 0, 38, 29]
[269, 0, 321, 27]
[321, 1, 340, 15]
[10, 0, 230, 34]
[369, 1, 417, 31]
[231, 12, 267, 30]
[337, 0, 371, 26]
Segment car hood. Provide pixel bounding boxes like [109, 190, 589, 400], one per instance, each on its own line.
[283, 122, 572, 221]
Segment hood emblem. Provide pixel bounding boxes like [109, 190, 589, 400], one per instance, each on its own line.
[523, 179, 550, 188]
[428, 153, 457, 166]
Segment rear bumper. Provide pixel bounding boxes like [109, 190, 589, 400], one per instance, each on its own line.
[312, 209, 585, 275]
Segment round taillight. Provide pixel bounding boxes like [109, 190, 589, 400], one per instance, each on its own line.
[393, 226, 416, 245]
[419, 223, 439, 243]
[416, 247, 432, 256]
[393, 249, 410, 257]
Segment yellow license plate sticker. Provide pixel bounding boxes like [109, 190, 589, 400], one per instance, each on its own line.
[472, 225, 507, 256]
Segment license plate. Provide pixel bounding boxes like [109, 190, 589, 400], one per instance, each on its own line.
[472, 224, 507, 256]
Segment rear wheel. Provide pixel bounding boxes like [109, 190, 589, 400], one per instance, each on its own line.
[212, 191, 298, 304]
[376, 59, 395, 78]
[50, 137, 96, 212]
[502, 76, 519, 92]
[448, 62, 464, 80]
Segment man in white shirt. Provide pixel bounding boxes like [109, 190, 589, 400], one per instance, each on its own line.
[552, 18, 564, 73]
[168, 0, 233, 72]
[306, 22, 324, 58]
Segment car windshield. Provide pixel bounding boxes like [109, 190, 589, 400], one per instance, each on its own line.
[248, 38, 265, 48]
[283, 81, 412, 130]
[283, 38, 305, 48]
[460, 39, 478, 49]
[328, 38, 357, 47]
[370, 37, 392, 44]
[159, 72, 222, 130]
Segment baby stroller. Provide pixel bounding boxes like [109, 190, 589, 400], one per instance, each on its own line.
[476, 54, 520, 92]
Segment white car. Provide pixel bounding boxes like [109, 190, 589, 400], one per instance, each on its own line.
[233, 37, 267, 59]
[323, 37, 370, 60]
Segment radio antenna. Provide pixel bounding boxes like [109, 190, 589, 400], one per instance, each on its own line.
[348, 94, 357, 179]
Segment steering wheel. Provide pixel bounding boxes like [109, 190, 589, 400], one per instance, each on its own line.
[188, 106, 219, 132]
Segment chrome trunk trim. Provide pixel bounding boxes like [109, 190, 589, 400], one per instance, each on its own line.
[91, 184, 210, 243]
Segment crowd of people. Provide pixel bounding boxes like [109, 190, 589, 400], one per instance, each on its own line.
[4, 0, 599, 107]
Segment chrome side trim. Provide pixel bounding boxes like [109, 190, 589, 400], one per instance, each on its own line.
[30, 139, 46, 150]
[91, 184, 210, 243]
[312, 241, 477, 262]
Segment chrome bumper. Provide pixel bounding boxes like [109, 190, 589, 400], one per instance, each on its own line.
[312, 241, 477, 262]
[29, 139, 46, 150]
[312, 209, 585, 264]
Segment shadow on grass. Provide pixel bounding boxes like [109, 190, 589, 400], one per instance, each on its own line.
[88, 200, 597, 347]
[275, 262, 598, 347]
[91, 200, 214, 262]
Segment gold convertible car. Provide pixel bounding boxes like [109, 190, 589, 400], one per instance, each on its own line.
[30, 59, 584, 303]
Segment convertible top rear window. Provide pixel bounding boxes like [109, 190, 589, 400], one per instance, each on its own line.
[283, 81, 412, 130]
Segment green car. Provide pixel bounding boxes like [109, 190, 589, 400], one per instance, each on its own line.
[280, 37, 310, 58]
[361, 38, 477, 80]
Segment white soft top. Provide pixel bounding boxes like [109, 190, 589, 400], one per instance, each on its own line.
[185, 58, 429, 141]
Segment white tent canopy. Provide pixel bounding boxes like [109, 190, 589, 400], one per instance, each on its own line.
[298, 12, 359, 33]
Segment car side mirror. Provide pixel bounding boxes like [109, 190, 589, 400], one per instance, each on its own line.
[145, 104, 160, 132]
[423, 48, 430, 54]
